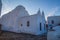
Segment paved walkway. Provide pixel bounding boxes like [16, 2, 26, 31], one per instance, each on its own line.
[0, 31, 47, 40]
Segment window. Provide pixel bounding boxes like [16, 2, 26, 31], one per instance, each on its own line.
[40, 23, 41, 31]
[0, 24, 2, 30]
[44, 24, 45, 30]
[51, 20, 54, 24]
[46, 24, 48, 30]
[0, 24, 2, 29]
[0, 24, 2, 27]
[21, 24, 23, 26]
[58, 23, 60, 26]
[27, 21, 30, 27]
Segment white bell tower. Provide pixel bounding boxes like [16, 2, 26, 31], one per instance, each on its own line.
[37, 8, 41, 15]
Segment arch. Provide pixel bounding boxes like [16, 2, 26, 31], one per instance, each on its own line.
[27, 21, 30, 27]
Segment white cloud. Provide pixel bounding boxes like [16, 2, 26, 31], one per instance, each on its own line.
[46, 7, 59, 20]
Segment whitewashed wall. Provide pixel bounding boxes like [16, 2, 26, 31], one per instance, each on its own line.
[1, 5, 29, 32]
[15, 13, 46, 35]
[1, 14, 46, 35]
[47, 26, 60, 40]
[17, 14, 40, 35]
[48, 16, 60, 26]
[0, 5, 46, 35]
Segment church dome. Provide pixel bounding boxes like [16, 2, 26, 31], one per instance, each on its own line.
[15, 5, 25, 10]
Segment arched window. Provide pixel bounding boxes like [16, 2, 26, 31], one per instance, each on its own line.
[0, 24, 2, 27]
[0, 24, 2, 30]
[51, 20, 54, 24]
[21, 24, 23, 26]
[40, 23, 41, 31]
[44, 24, 45, 30]
[27, 21, 30, 27]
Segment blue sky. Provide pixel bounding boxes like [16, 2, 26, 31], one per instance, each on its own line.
[1, 0, 60, 20]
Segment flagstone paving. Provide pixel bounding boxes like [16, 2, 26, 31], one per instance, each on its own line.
[0, 31, 47, 40]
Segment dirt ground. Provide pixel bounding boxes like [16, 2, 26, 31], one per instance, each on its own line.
[0, 31, 47, 40]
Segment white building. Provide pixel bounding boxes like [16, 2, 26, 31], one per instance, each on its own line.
[47, 16, 60, 29]
[0, 3, 47, 35]
[47, 26, 60, 40]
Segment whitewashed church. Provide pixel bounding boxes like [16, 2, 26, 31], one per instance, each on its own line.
[0, 0, 47, 35]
